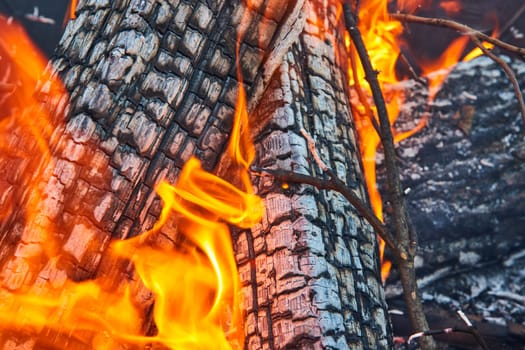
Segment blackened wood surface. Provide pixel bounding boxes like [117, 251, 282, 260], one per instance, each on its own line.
[237, 2, 391, 348]
[382, 57, 525, 340]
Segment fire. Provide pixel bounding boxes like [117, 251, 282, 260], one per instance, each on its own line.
[0, 13, 262, 350]
[345, 0, 406, 282]
[111, 82, 262, 348]
[346, 0, 494, 282]
[0, 16, 66, 250]
[439, 0, 462, 16]
[396, 0, 432, 13]
[69, 0, 78, 20]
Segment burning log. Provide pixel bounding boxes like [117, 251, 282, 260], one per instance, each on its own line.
[0, 0, 391, 349]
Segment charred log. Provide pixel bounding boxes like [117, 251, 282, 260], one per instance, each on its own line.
[382, 56, 525, 348]
[0, 0, 391, 349]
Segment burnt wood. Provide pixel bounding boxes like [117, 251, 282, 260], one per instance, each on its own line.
[0, 0, 391, 349]
[382, 57, 525, 349]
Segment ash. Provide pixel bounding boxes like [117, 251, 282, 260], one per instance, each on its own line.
[379, 56, 525, 349]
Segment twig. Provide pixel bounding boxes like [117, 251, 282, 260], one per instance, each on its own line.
[408, 328, 455, 345]
[390, 13, 525, 57]
[407, 325, 489, 349]
[470, 36, 525, 127]
[343, 6, 412, 250]
[298, 127, 399, 250]
[343, 5, 436, 350]
[398, 50, 425, 83]
[391, 12, 525, 127]
[251, 166, 398, 252]
[456, 310, 490, 350]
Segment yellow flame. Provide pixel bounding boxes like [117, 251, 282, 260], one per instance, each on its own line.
[346, 1, 498, 283]
[0, 14, 262, 349]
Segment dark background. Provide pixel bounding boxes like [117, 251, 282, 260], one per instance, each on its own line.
[0, 0, 70, 57]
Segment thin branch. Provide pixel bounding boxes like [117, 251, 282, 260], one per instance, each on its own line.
[398, 50, 425, 83]
[343, 4, 413, 256]
[391, 12, 525, 127]
[343, 5, 436, 350]
[470, 36, 525, 126]
[408, 328, 454, 345]
[499, 3, 525, 39]
[297, 127, 400, 250]
[456, 310, 490, 350]
[390, 13, 525, 57]
[251, 167, 398, 252]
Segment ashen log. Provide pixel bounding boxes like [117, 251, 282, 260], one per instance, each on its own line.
[0, 0, 391, 349]
[383, 56, 525, 348]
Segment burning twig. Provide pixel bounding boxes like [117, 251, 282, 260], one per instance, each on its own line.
[342, 4, 436, 350]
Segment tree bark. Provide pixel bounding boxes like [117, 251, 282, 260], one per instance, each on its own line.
[0, 0, 391, 348]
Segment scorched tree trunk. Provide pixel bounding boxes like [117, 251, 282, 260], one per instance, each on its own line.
[0, 0, 391, 349]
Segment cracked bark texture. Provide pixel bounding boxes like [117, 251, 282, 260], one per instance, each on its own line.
[234, 2, 391, 349]
[0, 0, 390, 348]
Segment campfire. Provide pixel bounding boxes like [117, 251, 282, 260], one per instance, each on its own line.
[0, 0, 524, 349]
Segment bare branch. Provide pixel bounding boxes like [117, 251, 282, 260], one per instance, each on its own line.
[343, 5, 436, 349]
[456, 310, 490, 350]
[390, 13, 525, 57]
[251, 166, 398, 252]
[343, 6, 413, 250]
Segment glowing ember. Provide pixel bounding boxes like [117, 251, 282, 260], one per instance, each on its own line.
[0, 14, 262, 350]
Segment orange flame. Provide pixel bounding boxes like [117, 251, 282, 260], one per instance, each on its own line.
[345, 0, 407, 282]
[420, 35, 470, 101]
[70, 0, 78, 20]
[0, 16, 66, 248]
[345, 0, 492, 282]
[439, 0, 462, 16]
[0, 13, 262, 349]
